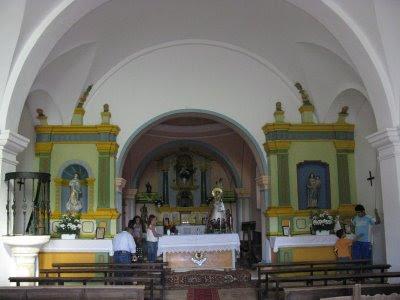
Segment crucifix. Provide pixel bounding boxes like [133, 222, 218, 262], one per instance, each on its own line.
[367, 170, 375, 186]
[17, 178, 25, 191]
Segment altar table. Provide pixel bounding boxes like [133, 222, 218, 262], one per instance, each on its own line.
[265, 234, 338, 263]
[39, 239, 113, 270]
[158, 233, 240, 271]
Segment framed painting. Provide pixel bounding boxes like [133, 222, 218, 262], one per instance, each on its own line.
[96, 227, 105, 239]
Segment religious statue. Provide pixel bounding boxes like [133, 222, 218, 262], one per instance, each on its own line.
[103, 103, 109, 112]
[174, 151, 196, 206]
[145, 181, 152, 193]
[140, 204, 148, 227]
[307, 173, 321, 208]
[76, 85, 93, 108]
[66, 173, 83, 213]
[294, 82, 312, 105]
[340, 106, 349, 115]
[207, 187, 227, 233]
[36, 108, 46, 118]
[276, 101, 283, 111]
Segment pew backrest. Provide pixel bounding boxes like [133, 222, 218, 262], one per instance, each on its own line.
[0, 285, 145, 300]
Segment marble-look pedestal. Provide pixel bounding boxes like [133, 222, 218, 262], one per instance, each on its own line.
[1, 235, 50, 285]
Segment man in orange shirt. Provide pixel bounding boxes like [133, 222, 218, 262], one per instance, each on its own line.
[334, 229, 353, 261]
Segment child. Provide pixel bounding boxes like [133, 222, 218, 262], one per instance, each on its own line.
[146, 214, 162, 262]
[334, 229, 353, 261]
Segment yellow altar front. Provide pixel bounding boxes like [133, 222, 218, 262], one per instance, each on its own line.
[265, 234, 338, 263]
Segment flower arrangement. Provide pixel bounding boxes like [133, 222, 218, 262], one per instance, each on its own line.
[311, 210, 334, 231]
[56, 213, 81, 235]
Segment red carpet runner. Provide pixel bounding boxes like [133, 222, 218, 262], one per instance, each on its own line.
[187, 288, 220, 300]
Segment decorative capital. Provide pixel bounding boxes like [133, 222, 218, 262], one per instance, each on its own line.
[366, 128, 400, 161]
[263, 141, 291, 153]
[265, 206, 295, 217]
[86, 177, 96, 185]
[96, 142, 119, 155]
[255, 175, 269, 190]
[0, 130, 30, 166]
[334, 140, 355, 152]
[125, 188, 138, 199]
[35, 142, 53, 154]
[115, 178, 127, 193]
[234, 187, 251, 198]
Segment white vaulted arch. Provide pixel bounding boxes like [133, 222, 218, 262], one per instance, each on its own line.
[0, 0, 396, 134]
[0, 0, 108, 131]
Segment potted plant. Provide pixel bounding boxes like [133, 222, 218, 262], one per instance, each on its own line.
[56, 213, 81, 239]
[311, 210, 334, 235]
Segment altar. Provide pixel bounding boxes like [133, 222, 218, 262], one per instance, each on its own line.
[265, 235, 338, 263]
[39, 239, 113, 270]
[158, 233, 240, 271]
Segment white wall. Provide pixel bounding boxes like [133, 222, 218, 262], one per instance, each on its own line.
[84, 43, 301, 162]
[325, 89, 386, 263]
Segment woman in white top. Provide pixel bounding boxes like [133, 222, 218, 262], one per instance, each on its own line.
[146, 214, 162, 262]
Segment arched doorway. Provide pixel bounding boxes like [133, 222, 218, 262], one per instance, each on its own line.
[118, 111, 268, 260]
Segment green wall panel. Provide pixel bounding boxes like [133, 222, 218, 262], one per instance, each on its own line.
[98, 155, 110, 208]
[277, 152, 290, 205]
[337, 153, 351, 204]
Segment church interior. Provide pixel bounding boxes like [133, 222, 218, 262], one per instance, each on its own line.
[1, 0, 400, 299]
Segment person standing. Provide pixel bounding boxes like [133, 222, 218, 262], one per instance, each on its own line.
[146, 215, 162, 262]
[113, 227, 137, 264]
[352, 204, 381, 261]
[129, 216, 144, 261]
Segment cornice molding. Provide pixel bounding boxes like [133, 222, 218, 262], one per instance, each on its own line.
[0, 130, 30, 166]
[115, 178, 127, 193]
[366, 128, 400, 161]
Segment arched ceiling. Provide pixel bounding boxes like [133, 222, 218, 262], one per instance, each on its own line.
[43, 0, 357, 89]
[23, 0, 369, 127]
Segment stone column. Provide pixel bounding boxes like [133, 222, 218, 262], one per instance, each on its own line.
[0, 130, 30, 285]
[115, 178, 127, 231]
[367, 128, 400, 272]
[234, 187, 251, 237]
[256, 175, 269, 262]
[124, 188, 137, 227]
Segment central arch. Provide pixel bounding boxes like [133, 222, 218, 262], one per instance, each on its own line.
[116, 109, 268, 178]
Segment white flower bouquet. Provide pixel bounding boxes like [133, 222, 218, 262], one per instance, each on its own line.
[311, 210, 334, 231]
[56, 213, 81, 235]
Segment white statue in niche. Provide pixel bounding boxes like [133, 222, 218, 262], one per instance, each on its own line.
[66, 173, 82, 213]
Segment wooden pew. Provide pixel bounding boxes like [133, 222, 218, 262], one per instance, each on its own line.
[254, 259, 371, 286]
[258, 264, 390, 295]
[270, 271, 400, 298]
[8, 277, 155, 300]
[51, 261, 167, 299]
[284, 283, 400, 300]
[0, 286, 146, 300]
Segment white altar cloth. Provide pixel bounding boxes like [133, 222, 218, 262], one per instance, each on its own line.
[267, 234, 338, 253]
[41, 239, 114, 255]
[157, 233, 240, 256]
[264, 234, 338, 262]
